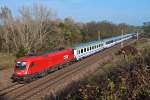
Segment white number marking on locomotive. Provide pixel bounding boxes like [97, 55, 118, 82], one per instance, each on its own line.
[64, 55, 69, 60]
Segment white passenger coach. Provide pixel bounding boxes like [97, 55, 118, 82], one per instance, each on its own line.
[73, 33, 136, 60]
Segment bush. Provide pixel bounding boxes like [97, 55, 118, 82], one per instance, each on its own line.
[143, 25, 150, 37]
[15, 47, 27, 58]
[136, 87, 150, 100]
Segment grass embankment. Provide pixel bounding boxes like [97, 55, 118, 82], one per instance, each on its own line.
[0, 53, 16, 70]
[45, 38, 150, 100]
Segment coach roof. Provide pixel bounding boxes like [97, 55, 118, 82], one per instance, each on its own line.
[73, 40, 104, 49]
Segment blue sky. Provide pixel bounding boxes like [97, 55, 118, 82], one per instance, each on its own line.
[0, 0, 150, 26]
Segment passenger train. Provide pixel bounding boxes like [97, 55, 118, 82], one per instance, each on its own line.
[11, 33, 137, 82]
[73, 33, 136, 60]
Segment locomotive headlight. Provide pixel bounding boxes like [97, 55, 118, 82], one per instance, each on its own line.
[16, 61, 26, 64]
[16, 61, 21, 64]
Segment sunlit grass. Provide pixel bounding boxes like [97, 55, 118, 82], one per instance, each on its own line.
[136, 38, 150, 50]
[0, 53, 16, 70]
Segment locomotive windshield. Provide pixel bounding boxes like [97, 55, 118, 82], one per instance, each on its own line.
[16, 62, 26, 69]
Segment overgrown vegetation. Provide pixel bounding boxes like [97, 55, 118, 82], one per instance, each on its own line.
[45, 41, 150, 100]
[0, 4, 137, 55]
[143, 25, 150, 37]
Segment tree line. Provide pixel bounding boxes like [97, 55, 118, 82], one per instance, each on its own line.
[0, 4, 137, 54]
[143, 25, 150, 37]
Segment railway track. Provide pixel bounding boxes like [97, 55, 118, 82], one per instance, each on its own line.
[0, 39, 136, 100]
[0, 83, 25, 99]
[0, 83, 18, 92]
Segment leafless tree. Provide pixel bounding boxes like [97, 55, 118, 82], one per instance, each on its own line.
[0, 4, 57, 53]
[0, 6, 14, 53]
[15, 4, 56, 52]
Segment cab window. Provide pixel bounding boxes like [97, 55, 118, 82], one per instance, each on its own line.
[16, 62, 26, 69]
[29, 62, 35, 68]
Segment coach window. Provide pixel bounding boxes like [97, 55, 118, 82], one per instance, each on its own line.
[90, 47, 92, 50]
[97, 45, 98, 48]
[95, 45, 96, 49]
[106, 40, 113, 44]
[87, 47, 89, 51]
[81, 49, 83, 53]
[84, 48, 86, 52]
[99, 44, 101, 47]
[78, 50, 80, 54]
[92, 46, 94, 49]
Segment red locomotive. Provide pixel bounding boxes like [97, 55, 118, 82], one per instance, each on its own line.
[11, 48, 75, 82]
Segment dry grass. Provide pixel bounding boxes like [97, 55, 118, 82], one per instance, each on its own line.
[134, 38, 150, 50]
[0, 53, 16, 70]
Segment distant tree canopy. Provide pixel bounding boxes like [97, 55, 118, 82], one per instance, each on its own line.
[0, 4, 138, 54]
[81, 21, 135, 41]
[143, 25, 150, 37]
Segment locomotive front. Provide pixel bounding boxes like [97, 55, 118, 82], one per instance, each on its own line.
[11, 60, 30, 82]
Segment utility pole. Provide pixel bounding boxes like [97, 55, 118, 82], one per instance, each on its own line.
[121, 30, 124, 48]
[136, 31, 139, 40]
[98, 31, 100, 41]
